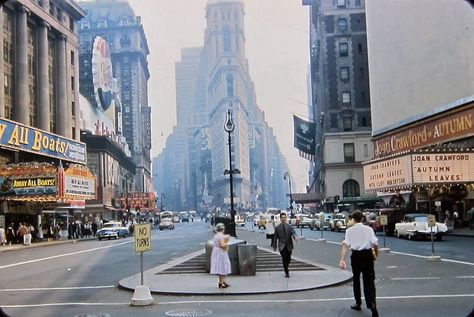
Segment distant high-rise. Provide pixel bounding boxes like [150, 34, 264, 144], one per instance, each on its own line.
[307, 0, 376, 211]
[154, 0, 290, 212]
[78, 0, 152, 192]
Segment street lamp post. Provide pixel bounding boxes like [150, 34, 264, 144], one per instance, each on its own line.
[224, 109, 237, 237]
[284, 172, 294, 217]
[125, 173, 131, 222]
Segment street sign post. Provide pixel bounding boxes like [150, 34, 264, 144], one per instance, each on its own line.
[379, 215, 388, 249]
[135, 223, 152, 285]
[428, 214, 436, 256]
[131, 223, 153, 306]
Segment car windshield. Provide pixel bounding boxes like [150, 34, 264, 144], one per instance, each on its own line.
[413, 216, 428, 222]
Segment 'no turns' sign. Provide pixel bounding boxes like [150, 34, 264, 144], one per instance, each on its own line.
[135, 223, 152, 253]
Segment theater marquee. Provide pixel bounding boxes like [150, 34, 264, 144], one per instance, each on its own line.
[363, 152, 474, 192]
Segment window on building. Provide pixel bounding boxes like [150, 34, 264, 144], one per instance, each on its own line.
[344, 143, 355, 163]
[226, 74, 234, 97]
[69, 17, 75, 31]
[340, 67, 349, 81]
[343, 116, 352, 131]
[339, 42, 348, 57]
[358, 43, 363, 53]
[338, 18, 347, 32]
[355, 0, 361, 6]
[342, 91, 351, 104]
[98, 18, 107, 28]
[343, 179, 360, 197]
[330, 113, 338, 129]
[81, 20, 90, 29]
[337, 0, 346, 8]
[70, 51, 75, 65]
[72, 101, 75, 115]
[223, 26, 231, 52]
[363, 144, 369, 157]
[71, 76, 75, 90]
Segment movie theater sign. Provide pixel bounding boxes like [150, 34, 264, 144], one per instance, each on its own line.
[373, 106, 474, 158]
[363, 152, 474, 192]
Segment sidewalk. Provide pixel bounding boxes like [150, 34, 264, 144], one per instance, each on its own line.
[0, 237, 91, 253]
[445, 227, 474, 237]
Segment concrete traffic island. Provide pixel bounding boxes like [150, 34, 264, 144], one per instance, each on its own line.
[119, 247, 353, 295]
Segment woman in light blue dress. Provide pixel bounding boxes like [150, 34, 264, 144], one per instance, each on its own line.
[210, 223, 231, 288]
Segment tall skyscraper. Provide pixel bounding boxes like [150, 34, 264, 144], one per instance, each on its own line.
[78, 0, 152, 193]
[205, 0, 252, 208]
[155, 0, 291, 213]
[307, 0, 376, 211]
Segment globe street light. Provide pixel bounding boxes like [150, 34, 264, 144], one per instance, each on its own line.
[224, 109, 237, 237]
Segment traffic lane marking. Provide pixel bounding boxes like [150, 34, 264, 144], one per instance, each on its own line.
[2, 293, 474, 308]
[0, 286, 115, 292]
[0, 234, 187, 270]
[306, 238, 474, 266]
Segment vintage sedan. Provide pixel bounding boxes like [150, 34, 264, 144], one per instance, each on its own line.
[395, 213, 447, 240]
[159, 218, 175, 230]
[310, 213, 333, 230]
[97, 228, 118, 240]
[330, 213, 347, 232]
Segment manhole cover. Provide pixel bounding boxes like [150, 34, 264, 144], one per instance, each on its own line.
[165, 309, 213, 317]
[74, 313, 110, 317]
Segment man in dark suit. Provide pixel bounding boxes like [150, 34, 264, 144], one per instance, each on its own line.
[272, 212, 297, 278]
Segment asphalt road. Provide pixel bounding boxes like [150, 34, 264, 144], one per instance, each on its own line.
[0, 221, 473, 317]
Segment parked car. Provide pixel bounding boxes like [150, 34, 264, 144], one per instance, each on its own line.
[367, 208, 406, 235]
[159, 218, 175, 230]
[310, 213, 333, 230]
[330, 213, 347, 232]
[395, 213, 447, 240]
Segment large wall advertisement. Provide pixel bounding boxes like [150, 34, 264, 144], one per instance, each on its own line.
[0, 118, 86, 164]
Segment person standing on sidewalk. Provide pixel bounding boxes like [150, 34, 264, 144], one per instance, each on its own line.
[339, 210, 379, 317]
[210, 223, 231, 288]
[272, 212, 297, 278]
[265, 215, 276, 246]
[467, 207, 474, 231]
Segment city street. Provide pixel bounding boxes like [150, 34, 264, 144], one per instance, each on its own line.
[0, 221, 473, 317]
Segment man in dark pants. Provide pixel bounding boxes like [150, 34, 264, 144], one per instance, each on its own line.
[0, 307, 11, 317]
[272, 212, 296, 278]
[339, 210, 379, 317]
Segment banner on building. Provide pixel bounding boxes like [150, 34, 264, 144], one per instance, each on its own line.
[293, 115, 316, 161]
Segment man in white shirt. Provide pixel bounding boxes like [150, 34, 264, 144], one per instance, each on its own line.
[339, 210, 379, 317]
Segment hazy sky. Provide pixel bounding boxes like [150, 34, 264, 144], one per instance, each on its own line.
[126, 0, 311, 192]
